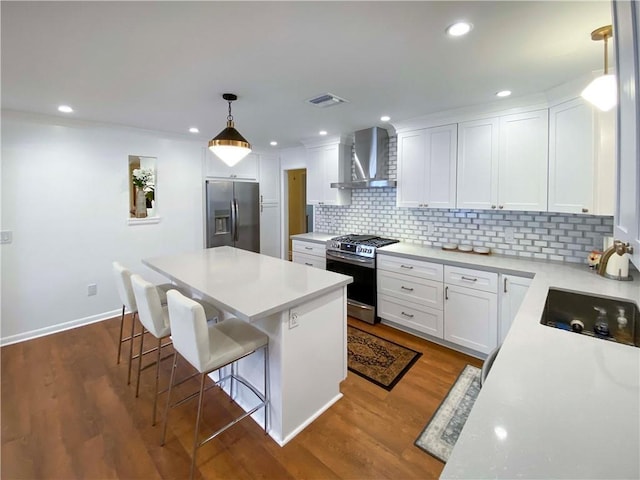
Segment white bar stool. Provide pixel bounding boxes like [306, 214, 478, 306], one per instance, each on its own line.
[162, 289, 270, 480]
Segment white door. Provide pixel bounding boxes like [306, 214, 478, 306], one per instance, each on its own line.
[457, 117, 499, 210]
[444, 284, 498, 354]
[260, 202, 280, 258]
[396, 130, 426, 207]
[548, 98, 595, 214]
[426, 124, 458, 209]
[498, 274, 532, 344]
[498, 110, 549, 211]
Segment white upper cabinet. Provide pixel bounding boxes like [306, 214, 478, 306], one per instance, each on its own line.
[258, 153, 280, 204]
[205, 150, 259, 180]
[305, 139, 351, 206]
[612, 0, 640, 269]
[498, 109, 549, 211]
[456, 118, 500, 210]
[548, 98, 615, 215]
[396, 124, 457, 208]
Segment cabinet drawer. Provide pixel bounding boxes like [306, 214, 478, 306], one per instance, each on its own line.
[378, 271, 443, 310]
[378, 295, 444, 338]
[292, 240, 326, 258]
[292, 252, 326, 269]
[377, 254, 443, 281]
[444, 266, 498, 293]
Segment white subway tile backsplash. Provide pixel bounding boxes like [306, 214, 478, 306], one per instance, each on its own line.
[314, 133, 614, 265]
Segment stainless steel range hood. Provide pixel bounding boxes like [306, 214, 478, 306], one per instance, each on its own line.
[330, 127, 396, 189]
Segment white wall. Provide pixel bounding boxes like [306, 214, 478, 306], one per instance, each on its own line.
[278, 146, 307, 259]
[1, 111, 206, 345]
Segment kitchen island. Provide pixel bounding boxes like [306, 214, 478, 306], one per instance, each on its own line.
[143, 246, 353, 446]
[376, 242, 639, 479]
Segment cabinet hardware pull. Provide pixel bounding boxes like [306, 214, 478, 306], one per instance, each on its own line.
[461, 276, 478, 282]
[401, 311, 414, 318]
[260, 195, 263, 202]
[305, 246, 313, 250]
[305, 263, 313, 266]
[581, 208, 589, 213]
[260, 204, 263, 213]
[491, 205, 497, 209]
[400, 264, 414, 269]
[445, 286, 449, 300]
[504, 277, 508, 293]
[498, 205, 504, 209]
[400, 286, 414, 291]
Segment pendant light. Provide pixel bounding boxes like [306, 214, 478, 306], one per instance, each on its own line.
[581, 25, 617, 112]
[208, 93, 252, 167]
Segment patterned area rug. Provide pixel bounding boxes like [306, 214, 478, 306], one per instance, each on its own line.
[414, 364, 481, 462]
[347, 325, 422, 391]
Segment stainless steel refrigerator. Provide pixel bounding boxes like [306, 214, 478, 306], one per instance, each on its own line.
[206, 180, 260, 253]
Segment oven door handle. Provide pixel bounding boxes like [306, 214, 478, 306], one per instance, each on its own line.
[326, 250, 375, 268]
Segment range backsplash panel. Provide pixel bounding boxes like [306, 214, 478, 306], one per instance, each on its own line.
[314, 136, 614, 264]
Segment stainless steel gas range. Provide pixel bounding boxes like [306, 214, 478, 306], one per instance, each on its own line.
[325, 234, 399, 324]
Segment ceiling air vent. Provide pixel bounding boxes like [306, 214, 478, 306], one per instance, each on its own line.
[306, 93, 349, 108]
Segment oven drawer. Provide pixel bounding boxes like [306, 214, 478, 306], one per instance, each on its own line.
[378, 294, 444, 338]
[377, 270, 443, 310]
[292, 240, 326, 258]
[377, 254, 443, 281]
[444, 265, 498, 293]
[292, 251, 326, 269]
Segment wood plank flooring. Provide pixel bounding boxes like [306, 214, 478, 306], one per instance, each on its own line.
[1, 315, 481, 479]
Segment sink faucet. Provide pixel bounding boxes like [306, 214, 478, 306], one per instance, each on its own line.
[597, 240, 634, 280]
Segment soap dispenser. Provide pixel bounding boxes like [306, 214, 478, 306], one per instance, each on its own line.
[593, 306, 610, 337]
[616, 307, 633, 345]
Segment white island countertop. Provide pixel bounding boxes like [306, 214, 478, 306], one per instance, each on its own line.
[143, 246, 352, 322]
[376, 242, 640, 479]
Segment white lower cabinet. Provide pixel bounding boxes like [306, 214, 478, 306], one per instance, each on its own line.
[260, 202, 280, 258]
[498, 274, 532, 343]
[292, 240, 326, 269]
[377, 295, 444, 338]
[443, 266, 498, 355]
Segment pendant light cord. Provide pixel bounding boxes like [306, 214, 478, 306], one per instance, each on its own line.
[227, 100, 233, 122]
[603, 34, 609, 75]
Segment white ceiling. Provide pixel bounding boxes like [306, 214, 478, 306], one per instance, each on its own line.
[1, 1, 612, 150]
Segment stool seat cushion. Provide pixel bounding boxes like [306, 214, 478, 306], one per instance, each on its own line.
[205, 319, 269, 373]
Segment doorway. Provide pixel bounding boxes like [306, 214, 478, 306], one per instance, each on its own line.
[287, 169, 307, 260]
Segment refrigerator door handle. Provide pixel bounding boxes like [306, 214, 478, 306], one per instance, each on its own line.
[230, 200, 236, 242]
[233, 198, 239, 242]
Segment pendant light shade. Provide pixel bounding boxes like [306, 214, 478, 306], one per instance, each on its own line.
[581, 25, 617, 112]
[208, 93, 251, 167]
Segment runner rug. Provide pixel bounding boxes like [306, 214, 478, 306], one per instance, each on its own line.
[347, 325, 422, 391]
[414, 364, 482, 462]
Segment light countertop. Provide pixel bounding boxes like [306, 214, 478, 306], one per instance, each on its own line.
[376, 242, 639, 479]
[290, 232, 335, 244]
[143, 246, 352, 322]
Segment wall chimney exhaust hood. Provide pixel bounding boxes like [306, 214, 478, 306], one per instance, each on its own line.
[331, 127, 396, 189]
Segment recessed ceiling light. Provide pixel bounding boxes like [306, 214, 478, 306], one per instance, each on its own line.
[270, 141, 278, 146]
[57, 105, 73, 113]
[446, 22, 472, 37]
[496, 90, 512, 98]
[380, 115, 391, 122]
[189, 127, 199, 133]
[319, 130, 328, 136]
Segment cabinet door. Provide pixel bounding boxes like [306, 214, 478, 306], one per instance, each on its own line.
[292, 251, 326, 269]
[548, 98, 595, 214]
[322, 144, 342, 206]
[613, 1, 640, 269]
[498, 274, 531, 344]
[378, 295, 444, 338]
[457, 118, 499, 210]
[498, 110, 549, 211]
[259, 153, 280, 204]
[396, 130, 426, 207]
[206, 150, 259, 180]
[444, 284, 498, 354]
[426, 124, 458, 209]
[260, 202, 280, 258]
[306, 147, 324, 205]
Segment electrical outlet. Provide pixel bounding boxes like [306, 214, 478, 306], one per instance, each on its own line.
[289, 312, 299, 329]
[87, 283, 98, 296]
[0, 231, 13, 244]
[425, 222, 435, 235]
[504, 227, 515, 243]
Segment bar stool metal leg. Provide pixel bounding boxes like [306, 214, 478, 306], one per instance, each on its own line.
[127, 312, 138, 385]
[152, 336, 162, 426]
[161, 351, 179, 446]
[264, 344, 270, 435]
[116, 305, 126, 364]
[135, 326, 147, 398]
[190, 373, 207, 480]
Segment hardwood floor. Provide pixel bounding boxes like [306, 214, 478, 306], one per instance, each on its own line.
[1, 315, 482, 479]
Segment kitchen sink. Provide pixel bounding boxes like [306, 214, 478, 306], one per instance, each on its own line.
[540, 288, 639, 348]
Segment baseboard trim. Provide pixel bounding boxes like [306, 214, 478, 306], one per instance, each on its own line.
[1, 309, 121, 347]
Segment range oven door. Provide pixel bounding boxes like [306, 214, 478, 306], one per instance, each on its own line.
[325, 250, 377, 324]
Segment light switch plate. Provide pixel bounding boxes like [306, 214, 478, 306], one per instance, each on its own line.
[0, 231, 13, 244]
